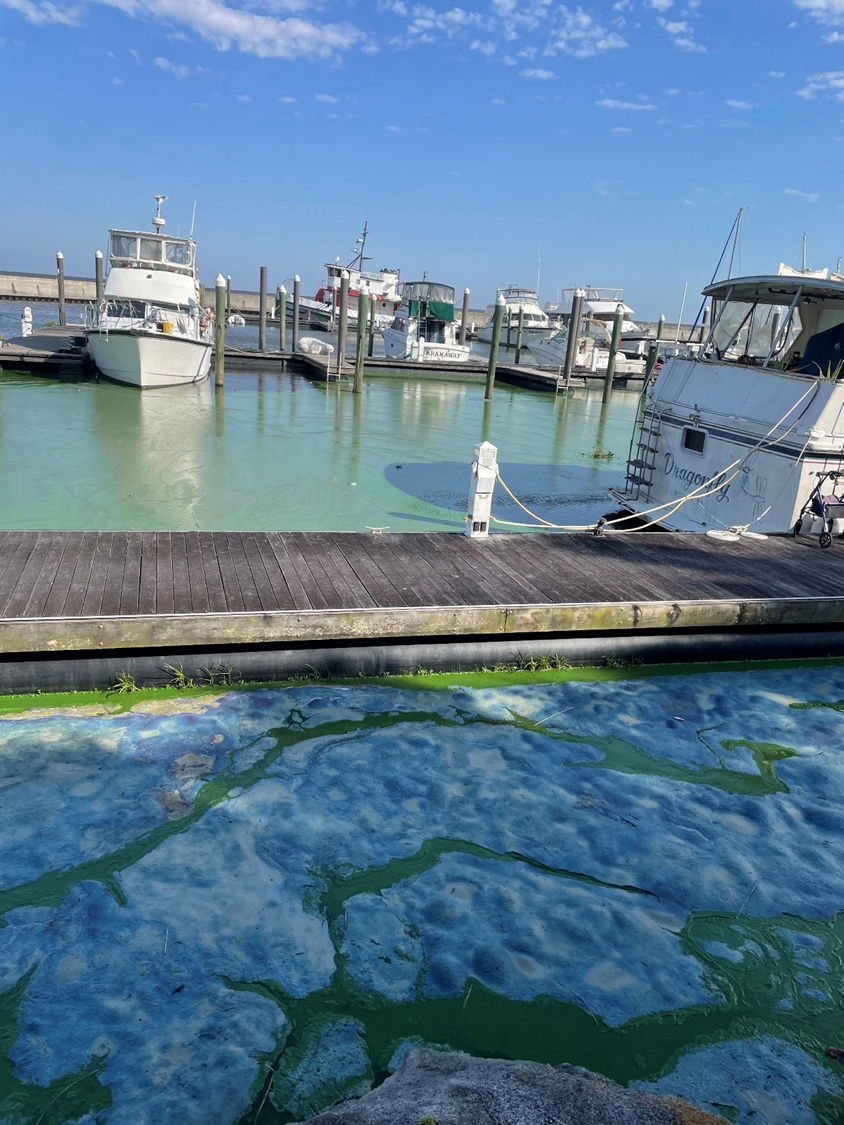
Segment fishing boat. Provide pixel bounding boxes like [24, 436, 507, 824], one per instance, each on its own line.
[85, 197, 212, 388]
[614, 271, 844, 536]
[477, 286, 553, 348]
[383, 281, 471, 363]
[529, 326, 646, 375]
[297, 222, 401, 331]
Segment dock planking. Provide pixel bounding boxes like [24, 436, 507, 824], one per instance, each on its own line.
[0, 529, 841, 656]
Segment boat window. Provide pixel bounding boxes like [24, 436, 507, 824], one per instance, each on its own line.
[139, 238, 163, 262]
[710, 299, 801, 362]
[683, 428, 707, 455]
[817, 309, 844, 334]
[104, 299, 146, 319]
[110, 234, 138, 260]
[165, 241, 192, 266]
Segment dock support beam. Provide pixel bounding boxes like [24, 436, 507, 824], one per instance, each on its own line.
[459, 287, 470, 346]
[292, 275, 301, 355]
[278, 286, 287, 352]
[562, 288, 584, 390]
[515, 304, 524, 365]
[485, 294, 505, 400]
[214, 274, 226, 387]
[56, 252, 66, 326]
[338, 270, 350, 364]
[603, 302, 624, 403]
[354, 291, 367, 393]
[465, 441, 498, 537]
[258, 266, 267, 352]
[94, 251, 103, 301]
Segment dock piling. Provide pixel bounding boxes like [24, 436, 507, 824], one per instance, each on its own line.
[292, 276, 301, 355]
[562, 288, 584, 391]
[485, 294, 506, 400]
[338, 270, 350, 362]
[56, 252, 66, 326]
[603, 302, 625, 403]
[278, 286, 287, 352]
[354, 290, 367, 393]
[94, 251, 103, 301]
[258, 266, 267, 352]
[459, 288, 470, 346]
[515, 304, 525, 366]
[368, 295, 376, 357]
[226, 276, 231, 320]
[214, 274, 225, 387]
[657, 314, 665, 341]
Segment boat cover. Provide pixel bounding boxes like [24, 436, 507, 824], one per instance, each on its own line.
[797, 320, 844, 378]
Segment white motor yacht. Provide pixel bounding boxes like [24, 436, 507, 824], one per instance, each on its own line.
[477, 286, 552, 348]
[615, 271, 844, 535]
[383, 281, 471, 363]
[529, 327, 646, 375]
[85, 196, 212, 388]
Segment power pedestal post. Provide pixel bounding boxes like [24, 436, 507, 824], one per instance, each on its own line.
[465, 441, 498, 538]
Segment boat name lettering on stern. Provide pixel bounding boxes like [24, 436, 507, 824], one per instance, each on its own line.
[664, 452, 731, 502]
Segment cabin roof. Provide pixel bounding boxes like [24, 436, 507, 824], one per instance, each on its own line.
[109, 229, 195, 245]
[704, 274, 844, 304]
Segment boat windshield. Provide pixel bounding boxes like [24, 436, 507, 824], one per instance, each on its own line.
[709, 298, 802, 364]
[109, 231, 196, 276]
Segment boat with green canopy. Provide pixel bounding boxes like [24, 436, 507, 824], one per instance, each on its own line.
[383, 281, 471, 363]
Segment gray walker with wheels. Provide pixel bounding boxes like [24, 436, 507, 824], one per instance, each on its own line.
[794, 470, 844, 548]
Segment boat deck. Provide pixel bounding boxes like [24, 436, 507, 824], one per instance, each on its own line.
[0, 529, 841, 655]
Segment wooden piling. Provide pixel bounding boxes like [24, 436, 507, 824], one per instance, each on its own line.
[338, 270, 350, 362]
[56, 253, 66, 326]
[657, 314, 665, 341]
[94, 251, 103, 300]
[278, 286, 287, 352]
[258, 266, 267, 352]
[562, 288, 584, 391]
[368, 295, 376, 358]
[354, 291, 367, 393]
[292, 275, 301, 355]
[226, 276, 231, 319]
[603, 302, 624, 403]
[214, 274, 225, 387]
[514, 304, 524, 366]
[459, 287, 470, 346]
[485, 294, 505, 400]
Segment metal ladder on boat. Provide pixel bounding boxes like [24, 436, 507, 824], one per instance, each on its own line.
[625, 404, 663, 502]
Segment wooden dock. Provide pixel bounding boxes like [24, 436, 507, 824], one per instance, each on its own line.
[0, 530, 841, 662]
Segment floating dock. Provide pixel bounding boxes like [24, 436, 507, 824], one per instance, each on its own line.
[0, 529, 840, 691]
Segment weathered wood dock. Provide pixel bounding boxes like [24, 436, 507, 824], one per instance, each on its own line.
[0, 529, 841, 690]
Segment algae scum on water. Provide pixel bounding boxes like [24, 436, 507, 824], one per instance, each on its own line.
[0, 668, 842, 1125]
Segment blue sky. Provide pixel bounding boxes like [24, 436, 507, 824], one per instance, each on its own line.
[1, 0, 842, 317]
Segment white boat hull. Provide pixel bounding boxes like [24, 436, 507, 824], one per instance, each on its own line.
[382, 329, 471, 363]
[86, 330, 211, 388]
[476, 324, 555, 348]
[529, 336, 644, 374]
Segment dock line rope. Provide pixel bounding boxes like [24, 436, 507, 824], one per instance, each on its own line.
[490, 380, 820, 533]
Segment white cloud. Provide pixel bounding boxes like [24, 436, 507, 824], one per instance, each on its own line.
[649, 0, 673, 9]
[521, 66, 555, 78]
[129, 47, 142, 62]
[784, 187, 820, 201]
[596, 98, 656, 109]
[792, 0, 844, 29]
[112, 75, 124, 83]
[490, 96, 506, 103]
[770, 70, 786, 77]
[154, 55, 190, 77]
[658, 15, 706, 52]
[236, 92, 251, 100]
[545, 6, 628, 58]
[610, 125, 631, 131]
[280, 95, 297, 102]
[2, 0, 366, 59]
[725, 99, 754, 109]
[315, 93, 339, 102]
[471, 38, 495, 54]
[797, 70, 844, 99]
[386, 124, 401, 131]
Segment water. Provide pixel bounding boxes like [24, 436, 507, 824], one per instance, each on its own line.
[0, 304, 637, 532]
[0, 665, 841, 1123]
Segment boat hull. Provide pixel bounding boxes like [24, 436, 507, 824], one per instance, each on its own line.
[476, 324, 555, 348]
[382, 330, 470, 363]
[86, 330, 211, 388]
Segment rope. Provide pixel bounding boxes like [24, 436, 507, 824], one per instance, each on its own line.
[490, 380, 820, 533]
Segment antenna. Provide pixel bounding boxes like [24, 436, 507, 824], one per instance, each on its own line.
[190, 201, 197, 239]
[801, 232, 807, 273]
[726, 207, 743, 279]
[674, 281, 687, 343]
[152, 194, 166, 232]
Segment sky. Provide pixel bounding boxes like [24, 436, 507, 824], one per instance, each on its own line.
[0, 0, 842, 318]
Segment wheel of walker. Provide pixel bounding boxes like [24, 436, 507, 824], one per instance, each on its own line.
[793, 519, 802, 537]
[820, 531, 833, 549]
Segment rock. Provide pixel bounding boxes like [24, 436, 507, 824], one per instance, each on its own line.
[289, 1048, 725, 1125]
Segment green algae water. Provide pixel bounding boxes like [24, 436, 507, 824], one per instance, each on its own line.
[0, 665, 842, 1125]
[0, 366, 636, 531]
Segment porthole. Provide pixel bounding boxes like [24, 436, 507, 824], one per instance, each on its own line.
[683, 428, 707, 455]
